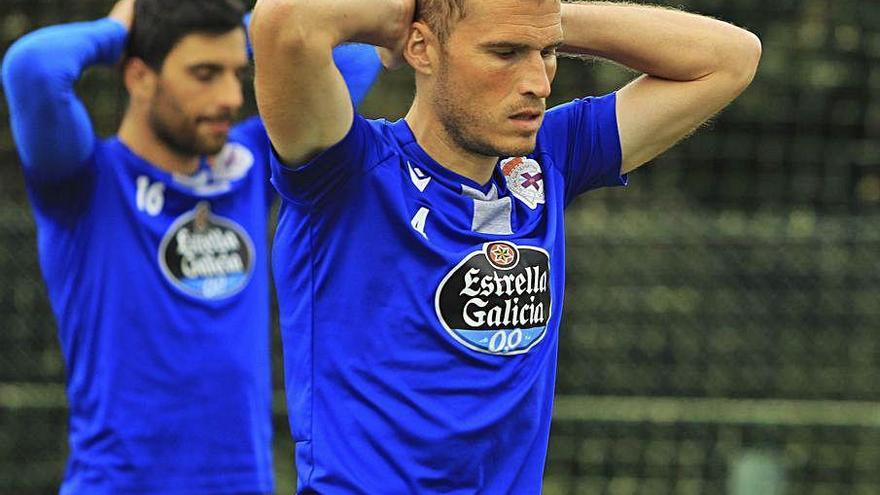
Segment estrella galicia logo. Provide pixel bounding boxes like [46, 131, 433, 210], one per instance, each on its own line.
[435, 241, 552, 355]
[159, 201, 255, 300]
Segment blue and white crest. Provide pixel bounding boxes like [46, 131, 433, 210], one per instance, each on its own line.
[501, 157, 545, 210]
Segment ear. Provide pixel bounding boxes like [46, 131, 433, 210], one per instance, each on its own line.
[403, 22, 439, 76]
[122, 57, 158, 101]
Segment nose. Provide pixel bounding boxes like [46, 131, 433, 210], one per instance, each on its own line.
[217, 72, 244, 111]
[518, 52, 553, 99]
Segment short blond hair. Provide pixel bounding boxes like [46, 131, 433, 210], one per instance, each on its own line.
[417, 0, 468, 45]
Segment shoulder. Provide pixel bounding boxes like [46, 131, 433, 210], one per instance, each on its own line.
[269, 114, 400, 205]
[312, 114, 399, 166]
[541, 94, 617, 130]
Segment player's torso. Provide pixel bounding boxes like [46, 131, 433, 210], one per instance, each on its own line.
[29, 133, 275, 491]
[310, 152, 566, 354]
[42, 136, 273, 341]
[276, 124, 569, 493]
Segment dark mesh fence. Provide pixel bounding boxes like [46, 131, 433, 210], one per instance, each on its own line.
[1, 0, 878, 494]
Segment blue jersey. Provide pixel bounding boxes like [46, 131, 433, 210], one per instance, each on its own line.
[2, 17, 379, 495]
[270, 94, 625, 493]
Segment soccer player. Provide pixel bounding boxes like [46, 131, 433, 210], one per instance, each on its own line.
[251, 0, 760, 492]
[1, 0, 379, 492]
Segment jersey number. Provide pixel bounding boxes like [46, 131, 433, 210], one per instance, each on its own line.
[136, 176, 165, 216]
[411, 207, 430, 239]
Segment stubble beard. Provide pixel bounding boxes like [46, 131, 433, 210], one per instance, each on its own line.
[148, 84, 227, 158]
[433, 59, 537, 160]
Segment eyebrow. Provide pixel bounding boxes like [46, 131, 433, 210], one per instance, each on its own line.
[187, 63, 224, 72]
[480, 41, 564, 51]
[187, 62, 251, 73]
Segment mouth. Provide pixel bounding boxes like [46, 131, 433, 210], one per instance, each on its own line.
[508, 109, 544, 132]
[198, 117, 232, 133]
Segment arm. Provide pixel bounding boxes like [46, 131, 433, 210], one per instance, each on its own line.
[1, 0, 133, 183]
[250, 0, 413, 165]
[560, 2, 762, 174]
[243, 10, 380, 107]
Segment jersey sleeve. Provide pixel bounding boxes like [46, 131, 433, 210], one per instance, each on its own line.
[1, 18, 127, 184]
[270, 114, 389, 206]
[537, 93, 626, 206]
[240, 44, 379, 207]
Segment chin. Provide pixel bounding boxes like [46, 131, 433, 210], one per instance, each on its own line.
[199, 138, 228, 156]
[501, 137, 538, 157]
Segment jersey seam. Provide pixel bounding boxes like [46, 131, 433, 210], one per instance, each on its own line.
[279, 130, 398, 209]
[310, 145, 397, 209]
[297, 146, 399, 490]
[306, 205, 317, 488]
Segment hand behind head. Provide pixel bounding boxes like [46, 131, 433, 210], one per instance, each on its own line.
[109, 0, 135, 31]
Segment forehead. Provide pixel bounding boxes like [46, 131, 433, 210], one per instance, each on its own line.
[163, 29, 248, 68]
[453, 0, 562, 46]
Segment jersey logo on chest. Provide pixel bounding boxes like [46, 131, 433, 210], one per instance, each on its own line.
[158, 202, 255, 300]
[435, 241, 552, 355]
[501, 157, 545, 210]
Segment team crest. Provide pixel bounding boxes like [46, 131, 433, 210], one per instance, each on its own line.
[212, 142, 255, 181]
[435, 241, 552, 356]
[159, 202, 255, 300]
[173, 143, 255, 195]
[501, 157, 545, 210]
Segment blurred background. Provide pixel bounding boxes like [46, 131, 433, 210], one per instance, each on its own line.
[1, 0, 878, 494]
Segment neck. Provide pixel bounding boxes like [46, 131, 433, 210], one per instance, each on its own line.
[404, 99, 498, 185]
[118, 112, 201, 175]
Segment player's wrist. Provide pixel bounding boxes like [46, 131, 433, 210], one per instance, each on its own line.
[342, 0, 413, 49]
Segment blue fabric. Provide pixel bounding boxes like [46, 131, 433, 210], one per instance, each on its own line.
[332, 44, 382, 106]
[270, 94, 625, 493]
[1, 17, 378, 183]
[2, 16, 380, 495]
[2, 18, 126, 182]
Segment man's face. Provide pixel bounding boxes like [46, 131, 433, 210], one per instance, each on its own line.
[431, 0, 563, 158]
[148, 29, 248, 157]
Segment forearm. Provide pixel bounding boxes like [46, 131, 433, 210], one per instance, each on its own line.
[252, 0, 410, 54]
[1, 18, 126, 179]
[561, 2, 760, 82]
[252, 0, 408, 165]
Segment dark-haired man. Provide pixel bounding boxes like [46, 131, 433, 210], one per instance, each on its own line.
[1, 0, 379, 492]
[251, 0, 760, 492]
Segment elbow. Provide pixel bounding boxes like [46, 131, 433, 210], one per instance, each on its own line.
[704, 28, 761, 99]
[2, 35, 55, 105]
[2, 36, 36, 88]
[251, 0, 322, 57]
[727, 30, 762, 92]
[739, 30, 763, 85]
